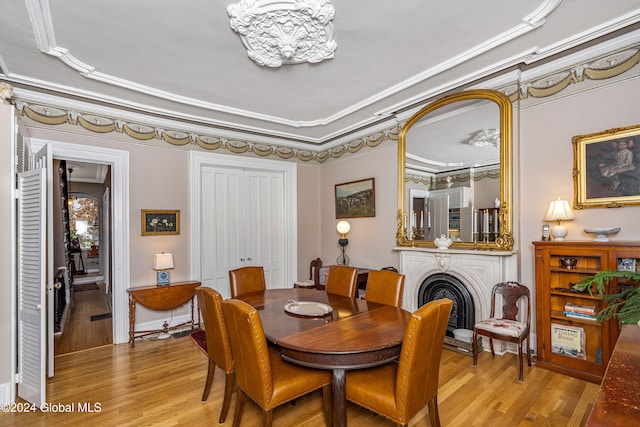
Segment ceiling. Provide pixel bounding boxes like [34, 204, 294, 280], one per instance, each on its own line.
[1, 1, 640, 150]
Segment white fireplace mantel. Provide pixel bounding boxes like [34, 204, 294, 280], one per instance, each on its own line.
[396, 247, 518, 322]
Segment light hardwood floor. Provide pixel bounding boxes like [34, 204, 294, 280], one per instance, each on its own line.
[55, 281, 112, 355]
[5, 336, 599, 426]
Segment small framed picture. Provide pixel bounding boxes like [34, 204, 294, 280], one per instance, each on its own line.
[617, 258, 637, 272]
[335, 178, 376, 219]
[141, 209, 180, 236]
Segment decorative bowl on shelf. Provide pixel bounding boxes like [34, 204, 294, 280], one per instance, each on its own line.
[583, 227, 621, 242]
[434, 234, 453, 250]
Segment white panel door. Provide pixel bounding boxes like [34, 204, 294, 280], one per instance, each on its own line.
[200, 167, 286, 298]
[428, 193, 449, 239]
[17, 168, 47, 406]
[245, 170, 285, 288]
[201, 166, 244, 298]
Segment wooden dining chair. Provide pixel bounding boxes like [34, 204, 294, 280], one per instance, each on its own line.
[473, 281, 531, 381]
[293, 258, 323, 289]
[229, 266, 266, 298]
[310, 257, 323, 288]
[345, 298, 453, 427]
[365, 269, 405, 307]
[325, 265, 358, 298]
[221, 299, 332, 427]
[195, 287, 234, 423]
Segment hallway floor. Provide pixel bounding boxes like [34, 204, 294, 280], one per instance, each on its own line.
[55, 281, 112, 355]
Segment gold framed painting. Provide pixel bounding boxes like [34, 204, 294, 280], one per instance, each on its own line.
[141, 209, 180, 236]
[335, 178, 376, 219]
[573, 124, 640, 209]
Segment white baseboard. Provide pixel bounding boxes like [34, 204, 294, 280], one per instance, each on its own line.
[0, 382, 11, 405]
[73, 275, 104, 285]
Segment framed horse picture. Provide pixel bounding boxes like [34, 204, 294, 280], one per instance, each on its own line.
[335, 178, 375, 218]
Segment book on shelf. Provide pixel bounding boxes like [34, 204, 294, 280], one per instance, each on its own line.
[551, 323, 586, 359]
[564, 311, 597, 321]
[564, 302, 596, 316]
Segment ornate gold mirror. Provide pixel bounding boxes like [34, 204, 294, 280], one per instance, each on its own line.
[396, 89, 513, 250]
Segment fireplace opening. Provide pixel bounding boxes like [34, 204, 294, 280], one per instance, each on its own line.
[418, 273, 480, 353]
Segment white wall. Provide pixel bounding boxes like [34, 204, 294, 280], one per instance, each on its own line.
[26, 128, 193, 324]
[320, 144, 399, 270]
[0, 104, 15, 401]
[519, 76, 640, 325]
[296, 163, 322, 280]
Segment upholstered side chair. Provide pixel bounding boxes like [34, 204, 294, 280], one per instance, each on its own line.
[229, 266, 266, 298]
[365, 269, 405, 307]
[472, 281, 531, 381]
[325, 265, 358, 298]
[346, 298, 453, 426]
[195, 287, 234, 423]
[221, 299, 332, 427]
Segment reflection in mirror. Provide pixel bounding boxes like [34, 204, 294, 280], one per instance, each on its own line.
[397, 89, 513, 250]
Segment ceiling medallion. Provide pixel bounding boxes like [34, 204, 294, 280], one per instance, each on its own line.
[468, 129, 500, 148]
[227, 0, 337, 67]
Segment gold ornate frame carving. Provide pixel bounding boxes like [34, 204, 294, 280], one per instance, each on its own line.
[573, 123, 640, 209]
[396, 89, 514, 250]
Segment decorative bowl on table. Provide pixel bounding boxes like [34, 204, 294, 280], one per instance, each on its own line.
[434, 234, 453, 250]
[583, 227, 621, 242]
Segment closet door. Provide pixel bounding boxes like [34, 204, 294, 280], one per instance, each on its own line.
[201, 166, 244, 298]
[245, 170, 285, 287]
[200, 166, 287, 298]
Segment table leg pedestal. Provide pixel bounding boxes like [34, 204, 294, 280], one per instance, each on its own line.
[332, 368, 347, 427]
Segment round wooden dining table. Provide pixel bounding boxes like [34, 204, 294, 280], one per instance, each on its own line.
[237, 288, 411, 427]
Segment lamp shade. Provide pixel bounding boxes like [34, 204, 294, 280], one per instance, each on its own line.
[336, 220, 351, 237]
[152, 252, 174, 271]
[544, 198, 575, 222]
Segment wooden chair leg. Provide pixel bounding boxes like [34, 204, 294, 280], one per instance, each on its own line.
[428, 395, 441, 427]
[526, 337, 532, 367]
[263, 409, 273, 427]
[517, 342, 524, 382]
[472, 331, 479, 367]
[202, 360, 216, 401]
[232, 389, 245, 427]
[219, 371, 234, 423]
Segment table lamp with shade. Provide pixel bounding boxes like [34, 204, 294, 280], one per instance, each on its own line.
[153, 252, 174, 286]
[336, 220, 351, 266]
[544, 197, 575, 241]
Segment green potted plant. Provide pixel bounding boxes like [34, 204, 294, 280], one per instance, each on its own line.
[573, 270, 640, 325]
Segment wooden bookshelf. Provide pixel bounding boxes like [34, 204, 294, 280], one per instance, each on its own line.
[533, 241, 640, 383]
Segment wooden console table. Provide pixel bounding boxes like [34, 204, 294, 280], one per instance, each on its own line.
[127, 281, 200, 346]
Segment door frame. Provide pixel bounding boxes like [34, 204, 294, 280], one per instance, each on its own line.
[30, 139, 130, 344]
[189, 151, 297, 288]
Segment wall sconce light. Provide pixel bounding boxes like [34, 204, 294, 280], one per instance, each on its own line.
[336, 220, 351, 266]
[152, 252, 174, 286]
[544, 197, 575, 241]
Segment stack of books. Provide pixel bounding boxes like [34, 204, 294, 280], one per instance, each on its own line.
[564, 302, 597, 321]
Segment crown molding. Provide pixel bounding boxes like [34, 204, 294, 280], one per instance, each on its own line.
[20, 0, 575, 137]
[9, 37, 640, 165]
